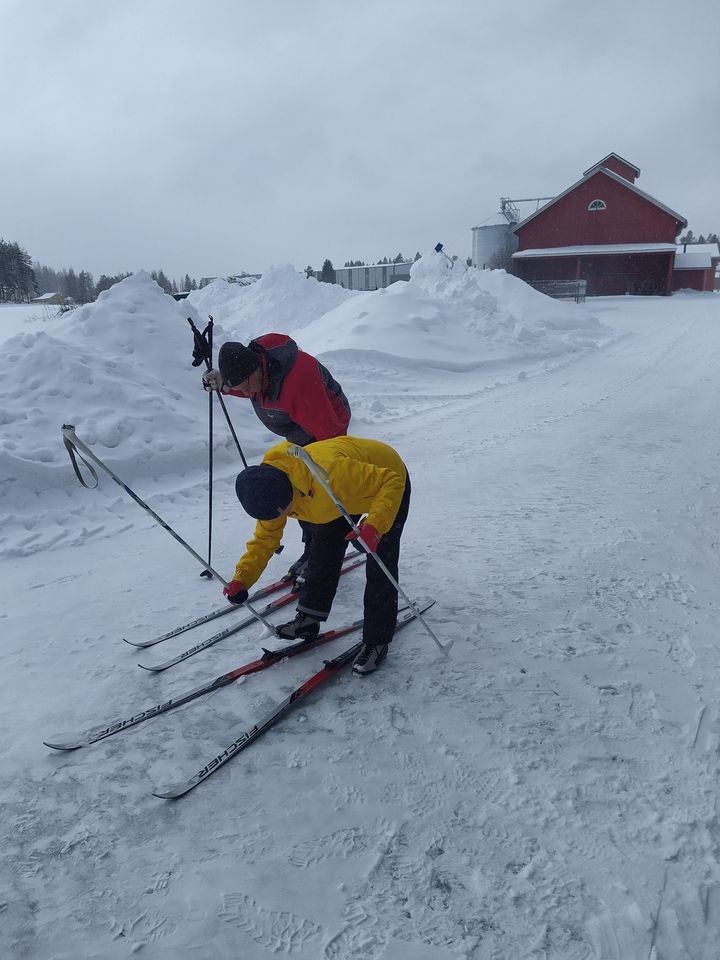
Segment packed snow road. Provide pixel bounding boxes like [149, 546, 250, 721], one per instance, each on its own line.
[2, 291, 720, 959]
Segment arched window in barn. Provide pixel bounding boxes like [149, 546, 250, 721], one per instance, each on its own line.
[588, 199, 607, 211]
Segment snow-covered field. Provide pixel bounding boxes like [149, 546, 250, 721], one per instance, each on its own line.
[2, 257, 720, 959]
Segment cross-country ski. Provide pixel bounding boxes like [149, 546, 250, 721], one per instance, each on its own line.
[136, 555, 366, 671]
[43, 607, 393, 751]
[123, 553, 365, 649]
[152, 602, 435, 798]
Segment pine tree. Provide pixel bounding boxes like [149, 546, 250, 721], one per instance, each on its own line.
[64, 268, 80, 302]
[33, 263, 61, 296]
[77, 270, 94, 304]
[95, 275, 115, 296]
[305, 265, 315, 278]
[94, 272, 131, 297]
[320, 259, 336, 283]
[0, 239, 37, 301]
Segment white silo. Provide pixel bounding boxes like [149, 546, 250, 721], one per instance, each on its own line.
[471, 222, 518, 270]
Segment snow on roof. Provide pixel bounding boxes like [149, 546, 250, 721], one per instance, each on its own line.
[673, 243, 720, 270]
[512, 167, 687, 235]
[513, 243, 677, 259]
[31, 292, 61, 301]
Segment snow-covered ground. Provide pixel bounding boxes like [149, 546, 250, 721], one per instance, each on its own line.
[2, 257, 720, 959]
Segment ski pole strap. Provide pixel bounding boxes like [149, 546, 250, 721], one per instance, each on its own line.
[62, 429, 99, 489]
[188, 317, 212, 367]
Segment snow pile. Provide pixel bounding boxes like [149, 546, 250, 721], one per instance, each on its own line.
[298, 251, 611, 369]
[0, 273, 211, 474]
[0, 273, 262, 558]
[187, 264, 357, 341]
[0, 258, 614, 558]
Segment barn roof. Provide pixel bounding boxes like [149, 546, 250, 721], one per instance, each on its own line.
[582, 152, 641, 178]
[512, 167, 687, 234]
[673, 243, 720, 270]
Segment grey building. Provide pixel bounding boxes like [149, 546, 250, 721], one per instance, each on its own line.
[329, 262, 413, 291]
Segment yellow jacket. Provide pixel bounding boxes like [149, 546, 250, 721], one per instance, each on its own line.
[233, 436, 407, 588]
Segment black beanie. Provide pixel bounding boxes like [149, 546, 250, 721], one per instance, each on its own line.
[218, 341, 261, 387]
[235, 464, 293, 520]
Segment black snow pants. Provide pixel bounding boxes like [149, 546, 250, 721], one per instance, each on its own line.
[296, 475, 411, 646]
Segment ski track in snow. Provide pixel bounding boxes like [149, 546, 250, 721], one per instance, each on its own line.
[3, 291, 720, 958]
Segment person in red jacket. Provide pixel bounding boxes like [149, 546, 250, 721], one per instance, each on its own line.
[203, 334, 350, 445]
[202, 333, 353, 581]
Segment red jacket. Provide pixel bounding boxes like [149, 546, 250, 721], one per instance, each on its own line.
[227, 333, 350, 445]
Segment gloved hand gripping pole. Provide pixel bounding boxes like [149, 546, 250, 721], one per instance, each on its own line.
[188, 316, 248, 469]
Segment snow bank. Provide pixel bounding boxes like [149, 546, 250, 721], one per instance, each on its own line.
[0, 273, 262, 558]
[1, 274, 206, 473]
[298, 251, 611, 369]
[0, 258, 614, 558]
[186, 264, 356, 341]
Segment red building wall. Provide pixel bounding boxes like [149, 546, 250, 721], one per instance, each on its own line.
[515, 252, 673, 296]
[591, 156, 638, 183]
[671, 268, 717, 293]
[516, 171, 681, 250]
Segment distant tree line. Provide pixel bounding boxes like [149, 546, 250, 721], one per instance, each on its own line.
[678, 230, 719, 244]
[33, 260, 200, 304]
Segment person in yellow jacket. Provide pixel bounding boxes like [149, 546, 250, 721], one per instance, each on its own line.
[224, 436, 411, 674]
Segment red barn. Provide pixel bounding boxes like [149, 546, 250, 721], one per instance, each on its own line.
[510, 153, 716, 296]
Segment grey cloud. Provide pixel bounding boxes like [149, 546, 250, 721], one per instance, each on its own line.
[1, 0, 718, 279]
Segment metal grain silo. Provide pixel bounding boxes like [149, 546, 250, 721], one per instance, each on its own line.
[471, 223, 518, 269]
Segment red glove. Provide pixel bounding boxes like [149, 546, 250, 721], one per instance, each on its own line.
[223, 579, 248, 605]
[345, 523, 381, 553]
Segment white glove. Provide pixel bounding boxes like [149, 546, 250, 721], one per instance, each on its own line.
[202, 368, 223, 392]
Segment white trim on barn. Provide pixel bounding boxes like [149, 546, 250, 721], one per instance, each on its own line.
[512, 242, 677, 259]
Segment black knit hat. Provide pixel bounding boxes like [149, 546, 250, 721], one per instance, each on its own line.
[235, 464, 293, 520]
[218, 341, 260, 387]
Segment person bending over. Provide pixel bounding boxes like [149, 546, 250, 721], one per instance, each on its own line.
[224, 436, 410, 675]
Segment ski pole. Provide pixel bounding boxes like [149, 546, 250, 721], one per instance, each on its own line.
[60, 424, 278, 634]
[287, 445, 451, 654]
[188, 316, 248, 469]
[202, 317, 214, 579]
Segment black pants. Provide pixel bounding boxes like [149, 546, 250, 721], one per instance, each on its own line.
[296, 521, 364, 565]
[297, 475, 411, 646]
[295, 520, 315, 565]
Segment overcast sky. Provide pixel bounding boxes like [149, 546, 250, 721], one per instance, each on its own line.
[2, 0, 718, 282]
